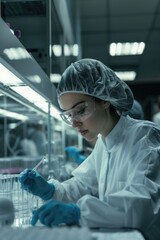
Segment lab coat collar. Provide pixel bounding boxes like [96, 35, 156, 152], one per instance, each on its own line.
[101, 115, 127, 152]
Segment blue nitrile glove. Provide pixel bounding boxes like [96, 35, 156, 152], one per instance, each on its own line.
[31, 200, 80, 227]
[19, 168, 55, 200]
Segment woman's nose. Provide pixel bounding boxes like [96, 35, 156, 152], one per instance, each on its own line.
[71, 118, 82, 128]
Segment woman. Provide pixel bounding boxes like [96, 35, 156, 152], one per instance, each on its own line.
[19, 59, 160, 240]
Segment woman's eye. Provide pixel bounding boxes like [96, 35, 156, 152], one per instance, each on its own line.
[76, 107, 86, 115]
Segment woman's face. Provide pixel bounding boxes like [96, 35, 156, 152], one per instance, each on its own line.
[59, 93, 113, 143]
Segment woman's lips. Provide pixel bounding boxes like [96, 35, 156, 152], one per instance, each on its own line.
[79, 130, 88, 136]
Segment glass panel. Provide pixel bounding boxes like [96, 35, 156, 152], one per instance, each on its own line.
[0, 94, 48, 175]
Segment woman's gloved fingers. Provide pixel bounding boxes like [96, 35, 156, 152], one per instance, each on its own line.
[20, 176, 33, 191]
[38, 208, 51, 225]
[43, 214, 57, 227]
[31, 209, 40, 226]
[19, 169, 37, 183]
[19, 168, 31, 183]
[39, 210, 60, 227]
[21, 183, 31, 191]
[31, 205, 47, 225]
[31, 201, 80, 227]
[31, 203, 56, 227]
[50, 219, 61, 227]
[27, 170, 37, 178]
[19, 169, 38, 191]
[19, 169, 38, 189]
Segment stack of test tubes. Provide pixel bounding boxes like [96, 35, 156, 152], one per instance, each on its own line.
[0, 174, 42, 227]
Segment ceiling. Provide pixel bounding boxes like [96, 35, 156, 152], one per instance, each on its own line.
[1, 0, 160, 100]
[80, 0, 160, 85]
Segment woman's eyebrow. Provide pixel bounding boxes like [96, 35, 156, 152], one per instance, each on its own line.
[62, 101, 85, 112]
[71, 101, 85, 109]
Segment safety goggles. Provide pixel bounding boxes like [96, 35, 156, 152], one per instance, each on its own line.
[60, 98, 96, 125]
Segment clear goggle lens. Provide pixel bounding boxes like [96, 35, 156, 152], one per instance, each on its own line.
[60, 99, 95, 125]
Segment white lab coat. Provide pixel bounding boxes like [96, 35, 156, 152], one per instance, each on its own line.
[51, 115, 160, 240]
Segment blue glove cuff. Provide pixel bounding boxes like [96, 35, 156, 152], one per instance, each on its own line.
[41, 183, 55, 201]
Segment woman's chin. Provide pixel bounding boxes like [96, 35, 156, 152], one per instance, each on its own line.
[84, 135, 97, 145]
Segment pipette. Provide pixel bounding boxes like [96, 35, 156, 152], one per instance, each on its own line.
[32, 156, 47, 171]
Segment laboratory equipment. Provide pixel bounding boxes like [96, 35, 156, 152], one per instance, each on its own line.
[0, 174, 42, 227]
[32, 155, 47, 171]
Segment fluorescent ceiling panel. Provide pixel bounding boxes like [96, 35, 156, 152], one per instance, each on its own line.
[109, 42, 145, 56]
[115, 71, 136, 81]
[0, 63, 23, 86]
[11, 86, 46, 103]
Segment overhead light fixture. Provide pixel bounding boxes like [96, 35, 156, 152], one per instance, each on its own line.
[52, 45, 62, 57]
[27, 75, 41, 84]
[52, 44, 79, 57]
[34, 102, 61, 120]
[3, 47, 31, 60]
[115, 71, 136, 81]
[72, 44, 79, 56]
[64, 44, 71, 56]
[50, 106, 61, 120]
[0, 63, 23, 86]
[50, 73, 61, 83]
[0, 108, 28, 121]
[0, 60, 59, 120]
[11, 86, 61, 120]
[109, 42, 145, 56]
[10, 86, 46, 103]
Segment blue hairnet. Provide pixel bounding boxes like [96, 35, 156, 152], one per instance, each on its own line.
[57, 58, 134, 113]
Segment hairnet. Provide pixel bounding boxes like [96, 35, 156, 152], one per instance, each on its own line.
[57, 58, 134, 113]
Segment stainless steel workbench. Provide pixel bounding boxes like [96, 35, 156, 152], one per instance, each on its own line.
[0, 226, 145, 240]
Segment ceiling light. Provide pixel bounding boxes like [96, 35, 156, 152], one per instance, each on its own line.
[115, 71, 136, 81]
[64, 44, 71, 56]
[50, 73, 61, 83]
[3, 47, 31, 60]
[109, 42, 145, 56]
[0, 63, 23, 86]
[11, 86, 61, 120]
[72, 44, 79, 56]
[52, 44, 79, 57]
[137, 42, 145, 55]
[50, 106, 61, 120]
[52, 45, 62, 57]
[34, 102, 61, 120]
[10, 86, 46, 103]
[27, 75, 41, 84]
[0, 108, 28, 121]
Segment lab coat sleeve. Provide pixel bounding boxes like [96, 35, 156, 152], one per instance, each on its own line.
[49, 150, 98, 203]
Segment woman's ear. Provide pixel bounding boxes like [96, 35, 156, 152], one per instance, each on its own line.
[103, 101, 110, 110]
